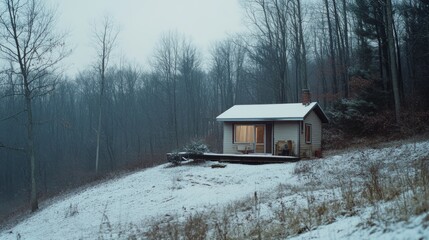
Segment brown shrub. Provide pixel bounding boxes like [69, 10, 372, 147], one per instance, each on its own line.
[184, 213, 208, 240]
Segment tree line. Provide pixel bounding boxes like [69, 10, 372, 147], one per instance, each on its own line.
[1, 0, 428, 217]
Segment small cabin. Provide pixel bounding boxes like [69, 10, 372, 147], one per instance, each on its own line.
[216, 91, 329, 158]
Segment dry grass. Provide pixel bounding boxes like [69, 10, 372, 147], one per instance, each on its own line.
[98, 143, 429, 239]
[184, 213, 208, 240]
[64, 203, 79, 218]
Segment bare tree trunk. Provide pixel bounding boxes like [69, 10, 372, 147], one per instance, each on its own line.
[385, 0, 401, 124]
[297, 0, 308, 90]
[25, 85, 38, 211]
[95, 77, 104, 173]
[333, 0, 346, 98]
[153, 32, 180, 148]
[173, 72, 179, 149]
[246, 0, 290, 103]
[393, 18, 404, 101]
[315, 32, 328, 107]
[324, 0, 338, 95]
[290, 1, 300, 102]
[93, 17, 119, 174]
[0, 0, 69, 212]
[342, 0, 350, 98]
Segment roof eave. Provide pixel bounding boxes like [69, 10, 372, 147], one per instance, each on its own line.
[303, 102, 329, 123]
[216, 117, 304, 122]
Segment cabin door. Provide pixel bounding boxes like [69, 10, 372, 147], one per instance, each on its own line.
[255, 125, 265, 153]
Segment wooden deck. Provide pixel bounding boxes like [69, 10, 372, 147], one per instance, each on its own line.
[167, 152, 300, 164]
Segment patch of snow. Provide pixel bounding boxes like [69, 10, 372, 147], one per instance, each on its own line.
[1, 140, 428, 239]
[0, 162, 295, 239]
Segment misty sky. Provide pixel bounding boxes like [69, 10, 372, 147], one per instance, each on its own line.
[47, 0, 244, 77]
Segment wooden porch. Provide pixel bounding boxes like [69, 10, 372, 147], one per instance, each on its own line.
[167, 152, 300, 164]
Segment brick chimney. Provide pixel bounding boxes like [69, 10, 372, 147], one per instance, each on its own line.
[302, 89, 311, 105]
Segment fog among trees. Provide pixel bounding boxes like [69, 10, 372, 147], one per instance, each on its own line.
[1, 0, 428, 218]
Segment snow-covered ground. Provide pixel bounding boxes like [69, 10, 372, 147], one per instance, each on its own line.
[1, 140, 428, 239]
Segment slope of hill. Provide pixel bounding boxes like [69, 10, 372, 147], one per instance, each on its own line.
[1, 139, 428, 239]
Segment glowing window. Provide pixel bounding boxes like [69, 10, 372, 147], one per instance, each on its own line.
[234, 125, 255, 143]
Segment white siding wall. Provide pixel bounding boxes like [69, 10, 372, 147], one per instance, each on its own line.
[223, 110, 322, 157]
[223, 123, 236, 154]
[273, 122, 299, 156]
[300, 111, 322, 157]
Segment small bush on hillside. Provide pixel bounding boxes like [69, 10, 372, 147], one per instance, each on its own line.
[167, 151, 183, 166]
[168, 140, 210, 166]
[183, 140, 210, 155]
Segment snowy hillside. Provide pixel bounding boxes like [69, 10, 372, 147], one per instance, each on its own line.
[1, 140, 429, 239]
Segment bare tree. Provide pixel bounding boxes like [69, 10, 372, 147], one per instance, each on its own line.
[210, 38, 247, 111]
[385, 0, 401, 124]
[290, 0, 308, 100]
[243, 0, 292, 103]
[179, 39, 202, 138]
[342, 0, 350, 98]
[211, 40, 234, 111]
[92, 16, 119, 174]
[324, 0, 338, 96]
[0, 0, 68, 212]
[153, 31, 180, 148]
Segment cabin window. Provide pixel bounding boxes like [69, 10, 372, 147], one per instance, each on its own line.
[305, 123, 312, 144]
[234, 125, 255, 143]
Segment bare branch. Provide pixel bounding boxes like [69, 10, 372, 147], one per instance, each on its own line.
[0, 109, 25, 121]
[0, 142, 25, 152]
[0, 0, 70, 212]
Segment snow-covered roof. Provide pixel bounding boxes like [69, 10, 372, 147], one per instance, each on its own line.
[216, 102, 329, 123]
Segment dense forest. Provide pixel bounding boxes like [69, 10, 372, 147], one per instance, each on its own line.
[1, 0, 428, 220]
